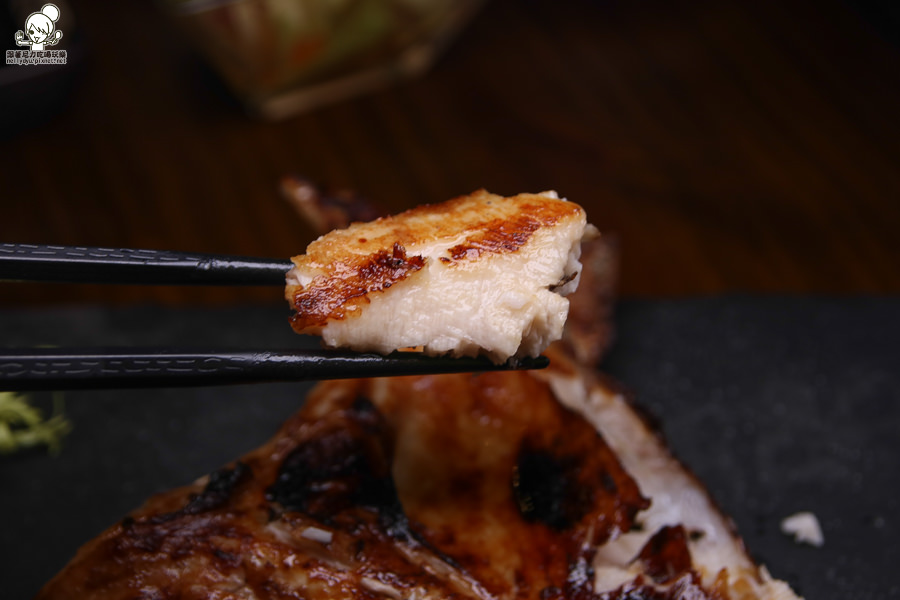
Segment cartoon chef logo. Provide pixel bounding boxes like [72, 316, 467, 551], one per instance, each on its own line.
[15, 4, 63, 52]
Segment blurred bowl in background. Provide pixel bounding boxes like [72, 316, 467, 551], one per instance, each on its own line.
[168, 0, 486, 119]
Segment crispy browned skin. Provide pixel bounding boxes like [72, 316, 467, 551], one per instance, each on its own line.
[39, 191, 789, 600]
[286, 190, 584, 331]
[37, 359, 755, 600]
[37, 370, 648, 600]
[290, 242, 426, 329]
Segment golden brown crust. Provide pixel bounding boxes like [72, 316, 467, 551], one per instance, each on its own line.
[286, 190, 584, 334]
[289, 242, 425, 329]
[37, 187, 795, 600]
[292, 189, 581, 266]
[38, 372, 648, 600]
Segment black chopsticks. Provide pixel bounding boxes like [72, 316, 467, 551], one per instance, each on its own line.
[0, 348, 548, 391]
[1, 243, 550, 387]
[0, 243, 292, 285]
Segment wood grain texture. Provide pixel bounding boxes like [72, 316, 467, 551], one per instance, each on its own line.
[1, 0, 898, 305]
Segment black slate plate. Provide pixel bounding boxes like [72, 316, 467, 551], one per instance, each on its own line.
[603, 297, 900, 600]
[2, 297, 898, 600]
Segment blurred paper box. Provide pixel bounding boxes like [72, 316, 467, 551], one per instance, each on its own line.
[170, 0, 486, 119]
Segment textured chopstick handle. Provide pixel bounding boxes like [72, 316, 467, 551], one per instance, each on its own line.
[0, 244, 293, 285]
[0, 349, 549, 390]
[0, 350, 301, 390]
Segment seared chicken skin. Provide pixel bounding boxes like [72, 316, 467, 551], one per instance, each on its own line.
[36, 345, 798, 600]
[38, 194, 801, 600]
[38, 368, 647, 600]
[285, 190, 592, 363]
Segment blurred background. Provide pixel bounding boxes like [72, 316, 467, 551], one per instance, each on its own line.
[1, 0, 898, 306]
[3, 2, 900, 599]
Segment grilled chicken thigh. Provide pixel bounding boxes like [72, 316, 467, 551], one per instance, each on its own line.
[38, 191, 800, 600]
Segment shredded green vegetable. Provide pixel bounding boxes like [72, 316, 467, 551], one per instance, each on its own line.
[0, 391, 71, 455]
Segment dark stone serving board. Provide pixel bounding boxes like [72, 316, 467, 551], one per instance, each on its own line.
[1, 297, 898, 599]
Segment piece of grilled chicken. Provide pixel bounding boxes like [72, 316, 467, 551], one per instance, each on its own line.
[285, 189, 593, 363]
[37, 188, 800, 600]
[35, 345, 797, 600]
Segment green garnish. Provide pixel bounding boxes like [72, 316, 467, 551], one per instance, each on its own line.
[0, 391, 72, 455]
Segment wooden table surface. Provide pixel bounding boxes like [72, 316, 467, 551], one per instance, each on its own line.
[2, 0, 899, 306]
